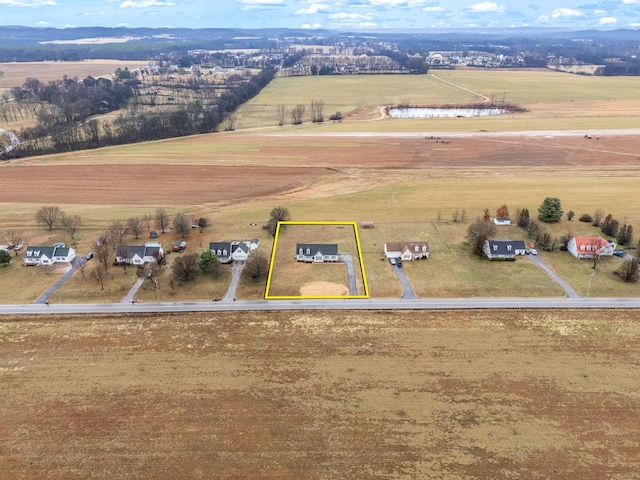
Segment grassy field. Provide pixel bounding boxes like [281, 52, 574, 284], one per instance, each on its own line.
[236, 69, 640, 131]
[2, 310, 640, 479]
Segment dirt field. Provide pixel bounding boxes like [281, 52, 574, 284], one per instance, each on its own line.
[2, 132, 640, 207]
[1, 310, 639, 479]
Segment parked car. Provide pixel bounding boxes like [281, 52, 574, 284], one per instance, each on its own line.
[86, 253, 94, 260]
[149, 231, 158, 239]
[613, 250, 624, 257]
[389, 258, 396, 265]
[529, 248, 538, 255]
[396, 259, 403, 268]
[52, 242, 65, 248]
[172, 240, 187, 252]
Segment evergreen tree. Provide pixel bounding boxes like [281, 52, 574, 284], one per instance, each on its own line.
[537, 197, 563, 223]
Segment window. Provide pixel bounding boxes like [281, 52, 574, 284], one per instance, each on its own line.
[493, 245, 498, 251]
[306, 248, 310, 255]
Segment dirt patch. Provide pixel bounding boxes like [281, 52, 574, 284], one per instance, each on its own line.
[299, 280, 349, 296]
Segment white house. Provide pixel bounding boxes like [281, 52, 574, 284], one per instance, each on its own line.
[115, 242, 164, 265]
[295, 244, 339, 263]
[384, 241, 430, 261]
[209, 241, 251, 263]
[567, 236, 617, 259]
[483, 240, 526, 260]
[23, 245, 76, 266]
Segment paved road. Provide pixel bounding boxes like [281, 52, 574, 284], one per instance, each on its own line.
[121, 277, 145, 303]
[526, 253, 581, 298]
[4, 297, 640, 316]
[222, 260, 245, 301]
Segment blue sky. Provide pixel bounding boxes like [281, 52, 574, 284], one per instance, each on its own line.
[1, 0, 639, 30]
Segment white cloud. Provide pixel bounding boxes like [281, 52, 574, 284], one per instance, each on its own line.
[234, 0, 285, 8]
[468, 2, 504, 13]
[0, 0, 56, 6]
[295, 3, 329, 14]
[119, 0, 175, 7]
[366, 0, 427, 6]
[599, 16, 617, 25]
[301, 22, 322, 28]
[623, 0, 638, 4]
[329, 12, 380, 20]
[551, 8, 582, 18]
[423, 5, 444, 12]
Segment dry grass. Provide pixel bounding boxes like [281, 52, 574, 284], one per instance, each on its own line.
[1, 310, 640, 479]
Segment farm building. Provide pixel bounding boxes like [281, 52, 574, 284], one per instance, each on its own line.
[23, 245, 76, 266]
[209, 241, 250, 263]
[483, 240, 526, 260]
[567, 236, 617, 259]
[295, 244, 339, 263]
[384, 241, 430, 261]
[493, 217, 511, 226]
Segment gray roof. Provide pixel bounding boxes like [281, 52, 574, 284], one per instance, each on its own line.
[296, 243, 339, 256]
[24, 246, 55, 259]
[486, 240, 526, 255]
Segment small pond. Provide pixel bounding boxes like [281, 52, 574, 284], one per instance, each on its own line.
[388, 107, 507, 119]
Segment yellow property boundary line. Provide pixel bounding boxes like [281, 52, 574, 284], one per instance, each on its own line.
[265, 221, 369, 300]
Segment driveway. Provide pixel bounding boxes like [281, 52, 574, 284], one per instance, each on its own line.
[35, 254, 91, 304]
[222, 260, 245, 302]
[339, 254, 358, 296]
[527, 253, 581, 298]
[390, 262, 418, 299]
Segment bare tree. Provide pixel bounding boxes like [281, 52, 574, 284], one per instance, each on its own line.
[60, 214, 82, 241]
[616, 258, 640, 282]
[92, 265, 107, 290]
[592, 209, 605, 227]
[311, 99, 325, 123]
[222, 113, 237, 131]
[35, 205, 62, 230]
[466, 219, 497, 256]
[197, 217, 209, 233]
[277, 104, 286, 126]
[270, 206, 290, 223]
[95, 241, 111, 273]
[155, 208, 170, 234]
[173, 213, 191, 238]
[591, 238, 602, 270]
[291, 104, 305, 125]
[142, 213, 153, 233]
[107, 220, 128, 247]
[172, 253, 199, 283]
[127, 216, 143, 239]
[243, 251, 269, 280]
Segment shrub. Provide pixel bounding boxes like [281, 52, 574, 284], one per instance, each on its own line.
[579, 213, 593, 223]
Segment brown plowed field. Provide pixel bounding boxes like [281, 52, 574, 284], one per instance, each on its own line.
[2, 132, 640, 206]
[1, 310, 639, 479]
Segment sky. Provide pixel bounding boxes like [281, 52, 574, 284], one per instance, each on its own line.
[0, 0, 639, 31]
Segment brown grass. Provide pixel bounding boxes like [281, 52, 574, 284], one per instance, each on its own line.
[1, 310, 639, 479]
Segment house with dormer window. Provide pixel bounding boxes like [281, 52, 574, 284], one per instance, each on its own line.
[295, 244, 339, 263]
[384, 241, 430, 261]
[209, 241, 251, 264]
[567, 236, 616, 259]
[483, 240, 526, 260]
[23, 245, 76, 266]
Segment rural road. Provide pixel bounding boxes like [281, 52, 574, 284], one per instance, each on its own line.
[3, 297, 640, 316]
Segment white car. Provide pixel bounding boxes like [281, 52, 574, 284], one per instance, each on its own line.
[529, 248, 538, 255]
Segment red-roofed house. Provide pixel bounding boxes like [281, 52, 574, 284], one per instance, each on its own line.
[567, 236, 616, 259]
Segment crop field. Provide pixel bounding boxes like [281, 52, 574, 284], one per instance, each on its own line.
[2, 310, 640, 479]
[237, 70, 640, 131]
[0, 60, 148, 92]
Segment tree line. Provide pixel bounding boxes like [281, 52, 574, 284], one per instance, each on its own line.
[2, 66, 276, 159]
